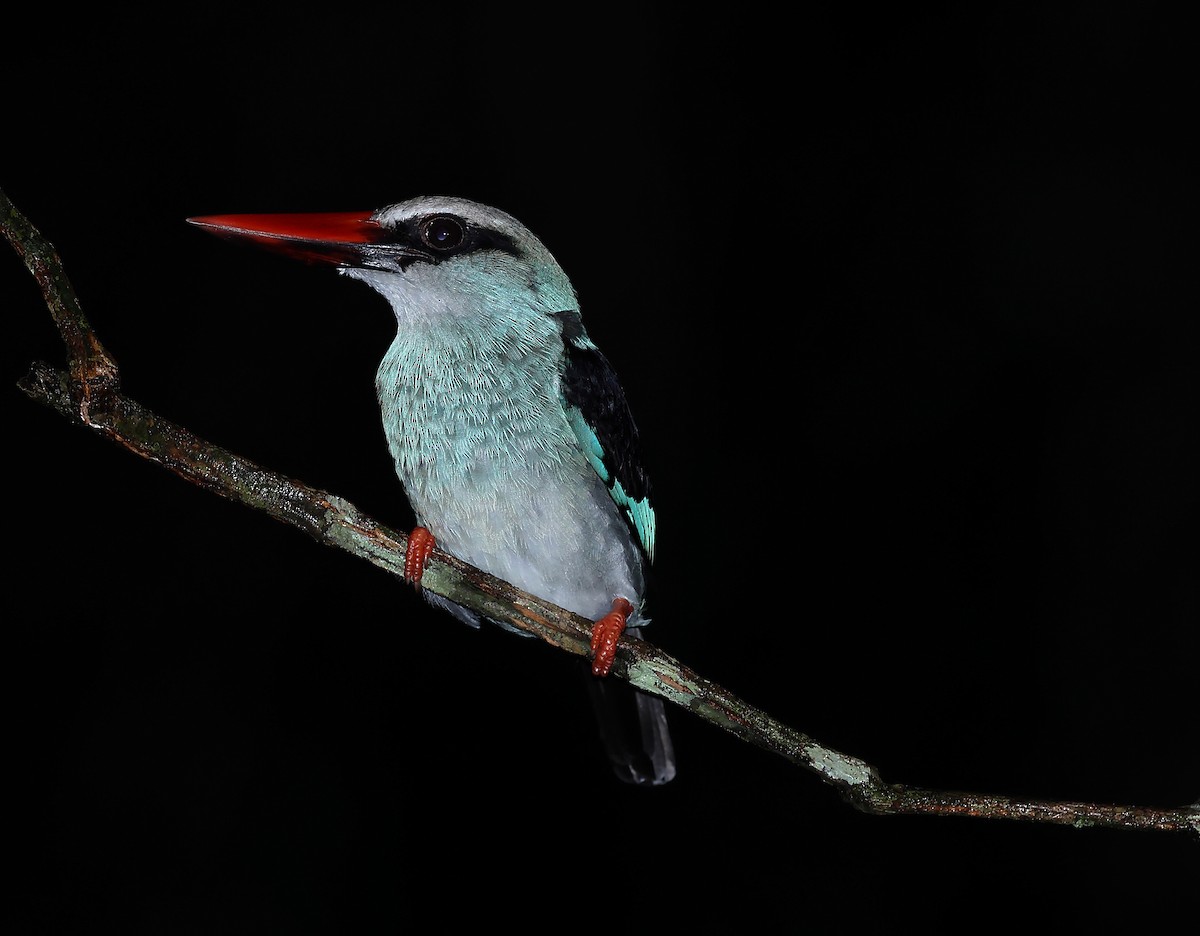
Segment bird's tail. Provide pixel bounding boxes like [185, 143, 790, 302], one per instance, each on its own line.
[581, 635, 676, 786]
[431, 591, 676, 784]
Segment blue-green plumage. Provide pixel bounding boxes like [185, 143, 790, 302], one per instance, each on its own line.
[188, 195, 675, 785]
[358, 198, 652, 634]
[557, 317, 656, 562]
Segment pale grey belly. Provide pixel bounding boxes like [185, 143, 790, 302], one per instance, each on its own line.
[403, 451, 645, 624]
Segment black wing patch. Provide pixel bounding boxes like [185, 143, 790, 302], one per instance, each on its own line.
[555, 312, 656, 561]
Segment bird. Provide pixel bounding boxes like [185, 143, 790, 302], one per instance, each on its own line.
[188, 196, 675, 785]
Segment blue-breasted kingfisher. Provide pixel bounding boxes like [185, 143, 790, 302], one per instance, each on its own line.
[188, 196, 675, 786]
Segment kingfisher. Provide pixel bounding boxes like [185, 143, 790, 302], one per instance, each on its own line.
[188, 196, 675, 785]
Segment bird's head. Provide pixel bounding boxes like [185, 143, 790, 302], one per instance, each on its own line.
[188, 196, 579, 327]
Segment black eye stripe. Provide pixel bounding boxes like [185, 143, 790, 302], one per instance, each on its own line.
[379, 215, 522, 262]
[420, 215, 465, 251]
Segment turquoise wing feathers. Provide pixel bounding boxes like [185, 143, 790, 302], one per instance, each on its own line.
[555, 312, 656, 562]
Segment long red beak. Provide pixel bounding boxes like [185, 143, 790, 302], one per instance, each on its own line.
[187, 210, 385, 265]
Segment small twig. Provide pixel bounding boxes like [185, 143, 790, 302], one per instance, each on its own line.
[2, 190, 118, 423]
[5, 187, 1197, 837]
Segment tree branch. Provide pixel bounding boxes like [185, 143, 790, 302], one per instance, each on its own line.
[5, 187, 1196, 837]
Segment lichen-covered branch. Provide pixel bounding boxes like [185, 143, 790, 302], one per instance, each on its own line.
[5, 187, 1197, 837]
[2, 190, 118, 423]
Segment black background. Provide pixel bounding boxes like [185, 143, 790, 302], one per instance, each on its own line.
[5, 4, 1196, 931]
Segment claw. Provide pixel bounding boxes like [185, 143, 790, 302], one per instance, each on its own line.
[404, 526, 437, 587]
[590, 597, 634, 677]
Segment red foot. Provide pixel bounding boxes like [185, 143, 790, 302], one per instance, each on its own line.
[590, 597, 634, 677]
[404, 526, 436, 587]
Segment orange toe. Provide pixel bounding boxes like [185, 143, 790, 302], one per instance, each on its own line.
[590, 597, 634, 677]
[404, 526, 437, 587]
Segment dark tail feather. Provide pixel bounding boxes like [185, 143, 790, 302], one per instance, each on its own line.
[582, 663, 677, 786]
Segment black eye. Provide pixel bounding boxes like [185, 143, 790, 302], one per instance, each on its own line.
[420, 215, 465, 251]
